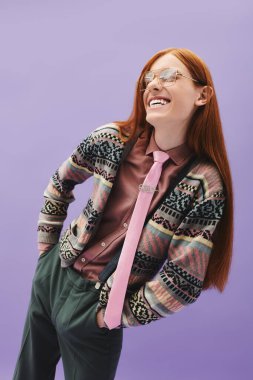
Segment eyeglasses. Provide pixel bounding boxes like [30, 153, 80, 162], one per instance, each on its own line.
[140, 67, 203, 92]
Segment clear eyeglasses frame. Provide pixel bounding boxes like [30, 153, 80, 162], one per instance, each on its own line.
[140, 67, 204, 92]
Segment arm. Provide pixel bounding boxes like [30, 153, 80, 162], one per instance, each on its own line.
[37, 129, 98, 254]
[97, 189, 226, 328]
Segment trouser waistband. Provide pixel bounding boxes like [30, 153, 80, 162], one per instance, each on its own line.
[67, 265, 104, 291]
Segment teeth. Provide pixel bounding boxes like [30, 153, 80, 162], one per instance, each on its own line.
[149, 98, 170, 107]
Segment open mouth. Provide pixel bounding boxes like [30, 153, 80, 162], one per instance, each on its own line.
[148, 98, 171, 109]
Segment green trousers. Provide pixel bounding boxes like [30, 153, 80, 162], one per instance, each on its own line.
[12, 242, 123, 380]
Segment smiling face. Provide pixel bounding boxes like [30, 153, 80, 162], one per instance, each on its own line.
[143, 53, 207, 137]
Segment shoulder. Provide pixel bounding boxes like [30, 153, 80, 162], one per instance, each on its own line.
[89, 122, 122, 142]
[187, 158, 226, 200]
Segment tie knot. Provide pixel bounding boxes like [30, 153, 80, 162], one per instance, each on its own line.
[153, 150, 170, 164]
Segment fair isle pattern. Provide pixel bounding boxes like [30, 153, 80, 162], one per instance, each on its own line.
[131, 250, 163, 276]
[37, 122, 226, 328]
[120, 190, 226, 326]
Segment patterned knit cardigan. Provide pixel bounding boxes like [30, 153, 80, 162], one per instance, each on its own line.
[37, 123, 226, 328]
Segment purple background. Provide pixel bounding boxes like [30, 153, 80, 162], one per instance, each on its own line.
[1, 1, 252, 379]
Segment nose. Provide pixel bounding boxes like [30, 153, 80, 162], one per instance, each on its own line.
[146, 76, 162, 92]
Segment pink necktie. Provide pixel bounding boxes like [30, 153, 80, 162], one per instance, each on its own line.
[103, 150, 170, 329]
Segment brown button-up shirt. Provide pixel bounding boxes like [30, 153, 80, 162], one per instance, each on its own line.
[72, 124, 194, 281]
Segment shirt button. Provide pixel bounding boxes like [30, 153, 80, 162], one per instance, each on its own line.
[81, 258, 86, 262]
[123, 222, 128, 228]
[101, 242, 106, 247]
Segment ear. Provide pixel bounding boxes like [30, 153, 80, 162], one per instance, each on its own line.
[195, 86, 213, 106]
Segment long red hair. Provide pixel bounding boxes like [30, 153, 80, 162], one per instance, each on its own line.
[112, 47, 234, 292]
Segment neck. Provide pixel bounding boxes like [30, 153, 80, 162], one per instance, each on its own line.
[152, 124, 187, 150]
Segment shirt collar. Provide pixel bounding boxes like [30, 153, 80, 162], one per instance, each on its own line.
[142, 125, 194, 166]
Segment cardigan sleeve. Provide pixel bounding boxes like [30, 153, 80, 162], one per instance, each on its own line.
[37, 130, 97, 254]
[97, 188, 226, 328]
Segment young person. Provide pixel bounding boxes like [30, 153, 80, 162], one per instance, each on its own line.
[13, 47, 234, 380]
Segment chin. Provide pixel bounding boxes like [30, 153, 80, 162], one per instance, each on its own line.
[146, 113, 167, 126]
